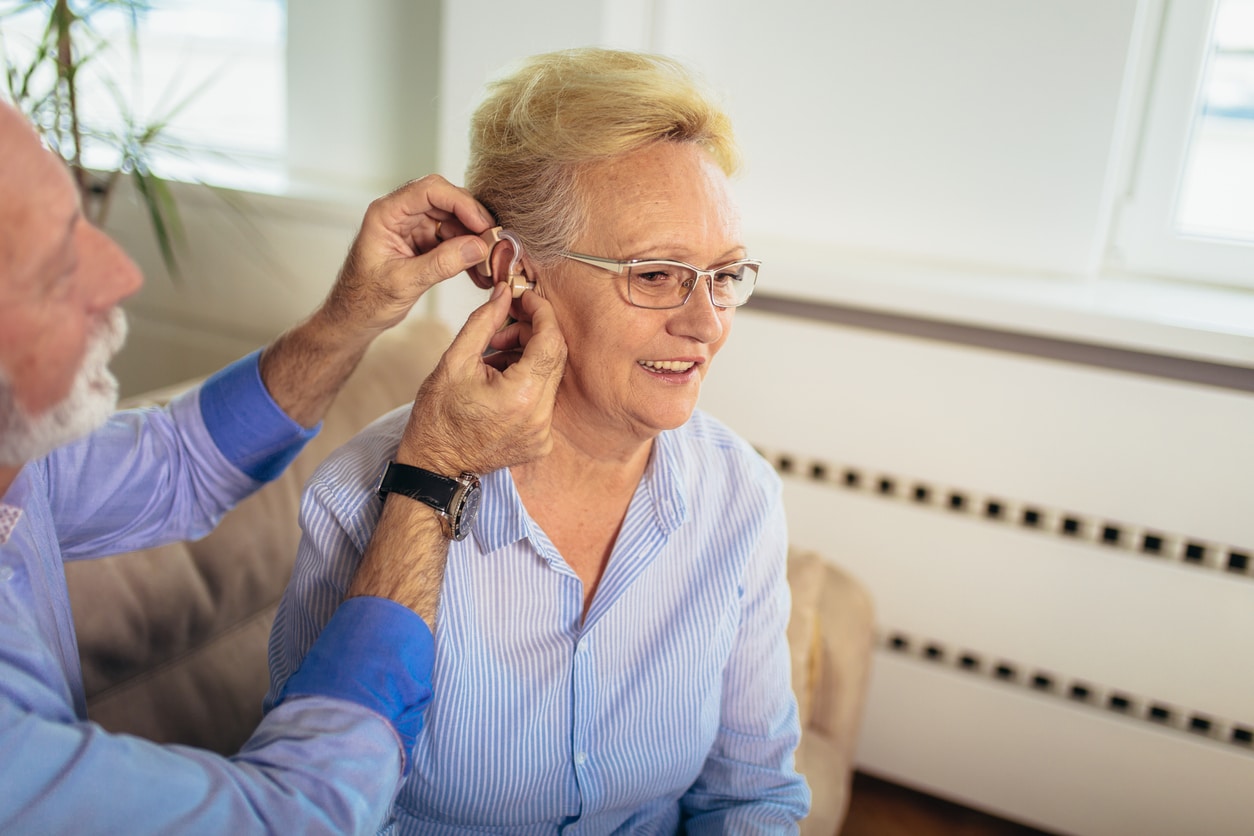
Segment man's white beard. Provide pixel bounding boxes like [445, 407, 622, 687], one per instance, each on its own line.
[0, 308, 128, 466]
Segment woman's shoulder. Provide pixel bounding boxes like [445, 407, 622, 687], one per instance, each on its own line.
[303, 403, 411, 511]
[671, 409, 780, 487]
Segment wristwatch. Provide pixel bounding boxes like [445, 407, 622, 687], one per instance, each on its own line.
[375, 461, 481, 541]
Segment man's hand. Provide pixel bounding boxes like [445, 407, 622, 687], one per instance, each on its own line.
[347, 283, 566, 624]
[397, 283, 567, 476]
[259, 176, 496, 429]
[321, 175, 497, 335]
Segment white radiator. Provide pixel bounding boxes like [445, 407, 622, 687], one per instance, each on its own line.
[698, 303, 1254, 836]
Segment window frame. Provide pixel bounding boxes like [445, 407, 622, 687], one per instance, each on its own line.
[1112, 0, 1254, 290]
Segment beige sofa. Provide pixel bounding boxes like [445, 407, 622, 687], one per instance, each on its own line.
[64, 315, 874, 834]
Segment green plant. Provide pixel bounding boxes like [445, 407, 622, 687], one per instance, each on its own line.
[1, 0, 203, 278]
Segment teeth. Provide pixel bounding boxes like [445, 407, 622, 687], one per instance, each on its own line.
[639, 360, 695, 372]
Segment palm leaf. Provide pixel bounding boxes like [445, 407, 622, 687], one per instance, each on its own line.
[130, 164, 184, 281]
[2, 0, 224, 283]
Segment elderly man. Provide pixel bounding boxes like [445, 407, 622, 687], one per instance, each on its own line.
[0, 100, 565, 832]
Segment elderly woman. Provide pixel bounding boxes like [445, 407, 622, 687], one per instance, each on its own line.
[267, 48, 809, 832]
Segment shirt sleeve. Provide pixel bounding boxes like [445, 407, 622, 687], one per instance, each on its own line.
[265, 439, 387, 715]
[680, 486, 812, 831]
[47, 351, 317, 560]
[0, 596, 433, 834]
[198, 350, 320, 482]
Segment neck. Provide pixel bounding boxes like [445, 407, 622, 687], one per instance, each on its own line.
[512, 416, 654, 492]
[0, 464, 20, 501]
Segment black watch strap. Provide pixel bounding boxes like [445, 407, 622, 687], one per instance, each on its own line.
[376, 462, 459, 510]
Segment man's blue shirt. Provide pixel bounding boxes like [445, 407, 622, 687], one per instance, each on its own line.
[0, 352, 433, 834]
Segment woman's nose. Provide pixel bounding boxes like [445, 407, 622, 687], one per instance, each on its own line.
[672, 276, 726, 343]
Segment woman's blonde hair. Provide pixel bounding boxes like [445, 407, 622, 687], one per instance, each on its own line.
[465, 48, 740, 266]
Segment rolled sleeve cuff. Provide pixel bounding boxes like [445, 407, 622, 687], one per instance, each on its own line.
[198, 350, 320, 482]
[276, 597, 435, 774]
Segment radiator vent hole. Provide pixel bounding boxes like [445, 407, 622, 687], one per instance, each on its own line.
[876, 627, 1253, 756]
[764, 449, 1250, 583]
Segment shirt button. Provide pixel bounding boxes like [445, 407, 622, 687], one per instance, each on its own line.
[574, 752, 588, 765]
[0, 566, 13, 582]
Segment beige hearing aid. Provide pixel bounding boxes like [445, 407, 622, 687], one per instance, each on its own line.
[478, 227, 535, 297]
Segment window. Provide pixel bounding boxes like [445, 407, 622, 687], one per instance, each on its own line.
[1176, 0, 1254, 240]
[1114, 0, 1254, 290]
[0, 0, 286, 191]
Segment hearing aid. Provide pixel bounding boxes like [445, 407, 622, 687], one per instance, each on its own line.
[477, 227, 535, 297]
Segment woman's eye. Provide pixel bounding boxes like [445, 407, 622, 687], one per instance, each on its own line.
[635, 269, 675, 284]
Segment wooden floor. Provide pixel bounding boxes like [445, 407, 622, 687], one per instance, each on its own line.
[840, 772, 1059, 836]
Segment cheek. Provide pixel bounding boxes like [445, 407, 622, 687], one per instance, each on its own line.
[0, 313, 88, 415]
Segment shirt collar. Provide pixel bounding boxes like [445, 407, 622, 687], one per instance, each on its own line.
[0, 503, 22, 546]
[471, 467, 532, 554]
[642, 429, 689, 534]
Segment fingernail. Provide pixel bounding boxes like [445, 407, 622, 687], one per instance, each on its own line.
[462, 240, 486, 263]
[491, 281, 505, 299]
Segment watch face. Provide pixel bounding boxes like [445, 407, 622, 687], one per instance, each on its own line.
[453, 482, 482, 541]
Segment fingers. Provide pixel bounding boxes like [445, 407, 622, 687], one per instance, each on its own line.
[419, 236, 491, 286]
[375, 174, 495, 239]
[487, 319, 532, 354]
[442, 282, 514, 367]
[398, 287, 564, 474]
[500, 290, 567, 395]
[482, 349, 523, 372]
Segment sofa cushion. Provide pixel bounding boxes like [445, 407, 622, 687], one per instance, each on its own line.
[789, 546, 876, 835]
[787, 546, 825, 729]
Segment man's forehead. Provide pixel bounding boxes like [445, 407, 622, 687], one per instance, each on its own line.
[0, 100, 38, 161]
[0, 104, 78, 211]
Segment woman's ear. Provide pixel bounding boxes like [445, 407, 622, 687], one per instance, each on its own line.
[467, 228, 535, 296]
[495, 232, 535, 298]
[505, 263, 535, 298]
[466, 228, 498, 290]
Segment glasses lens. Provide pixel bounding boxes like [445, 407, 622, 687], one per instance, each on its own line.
[626, 261, 694, 309]
[710, 261, 758, 307]
[626, 260, 759, 309]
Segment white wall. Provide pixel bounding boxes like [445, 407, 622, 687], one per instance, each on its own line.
[658, 0, 1145, 276]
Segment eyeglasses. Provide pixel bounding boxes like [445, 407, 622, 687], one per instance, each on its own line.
[557, 252, 760, 309]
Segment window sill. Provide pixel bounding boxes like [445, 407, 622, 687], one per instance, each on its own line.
[152, 171, 381, 226]
[750, 235, 1254, 373]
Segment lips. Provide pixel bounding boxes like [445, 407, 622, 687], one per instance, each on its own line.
[638, 359, 696, 373]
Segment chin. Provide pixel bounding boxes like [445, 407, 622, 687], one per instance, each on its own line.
[646, 403, 701, 434]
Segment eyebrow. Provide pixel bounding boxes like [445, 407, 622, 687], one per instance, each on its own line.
[621, 245, 749, 264]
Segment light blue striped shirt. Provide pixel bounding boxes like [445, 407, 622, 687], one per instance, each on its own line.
[267, 404, 810, 834]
